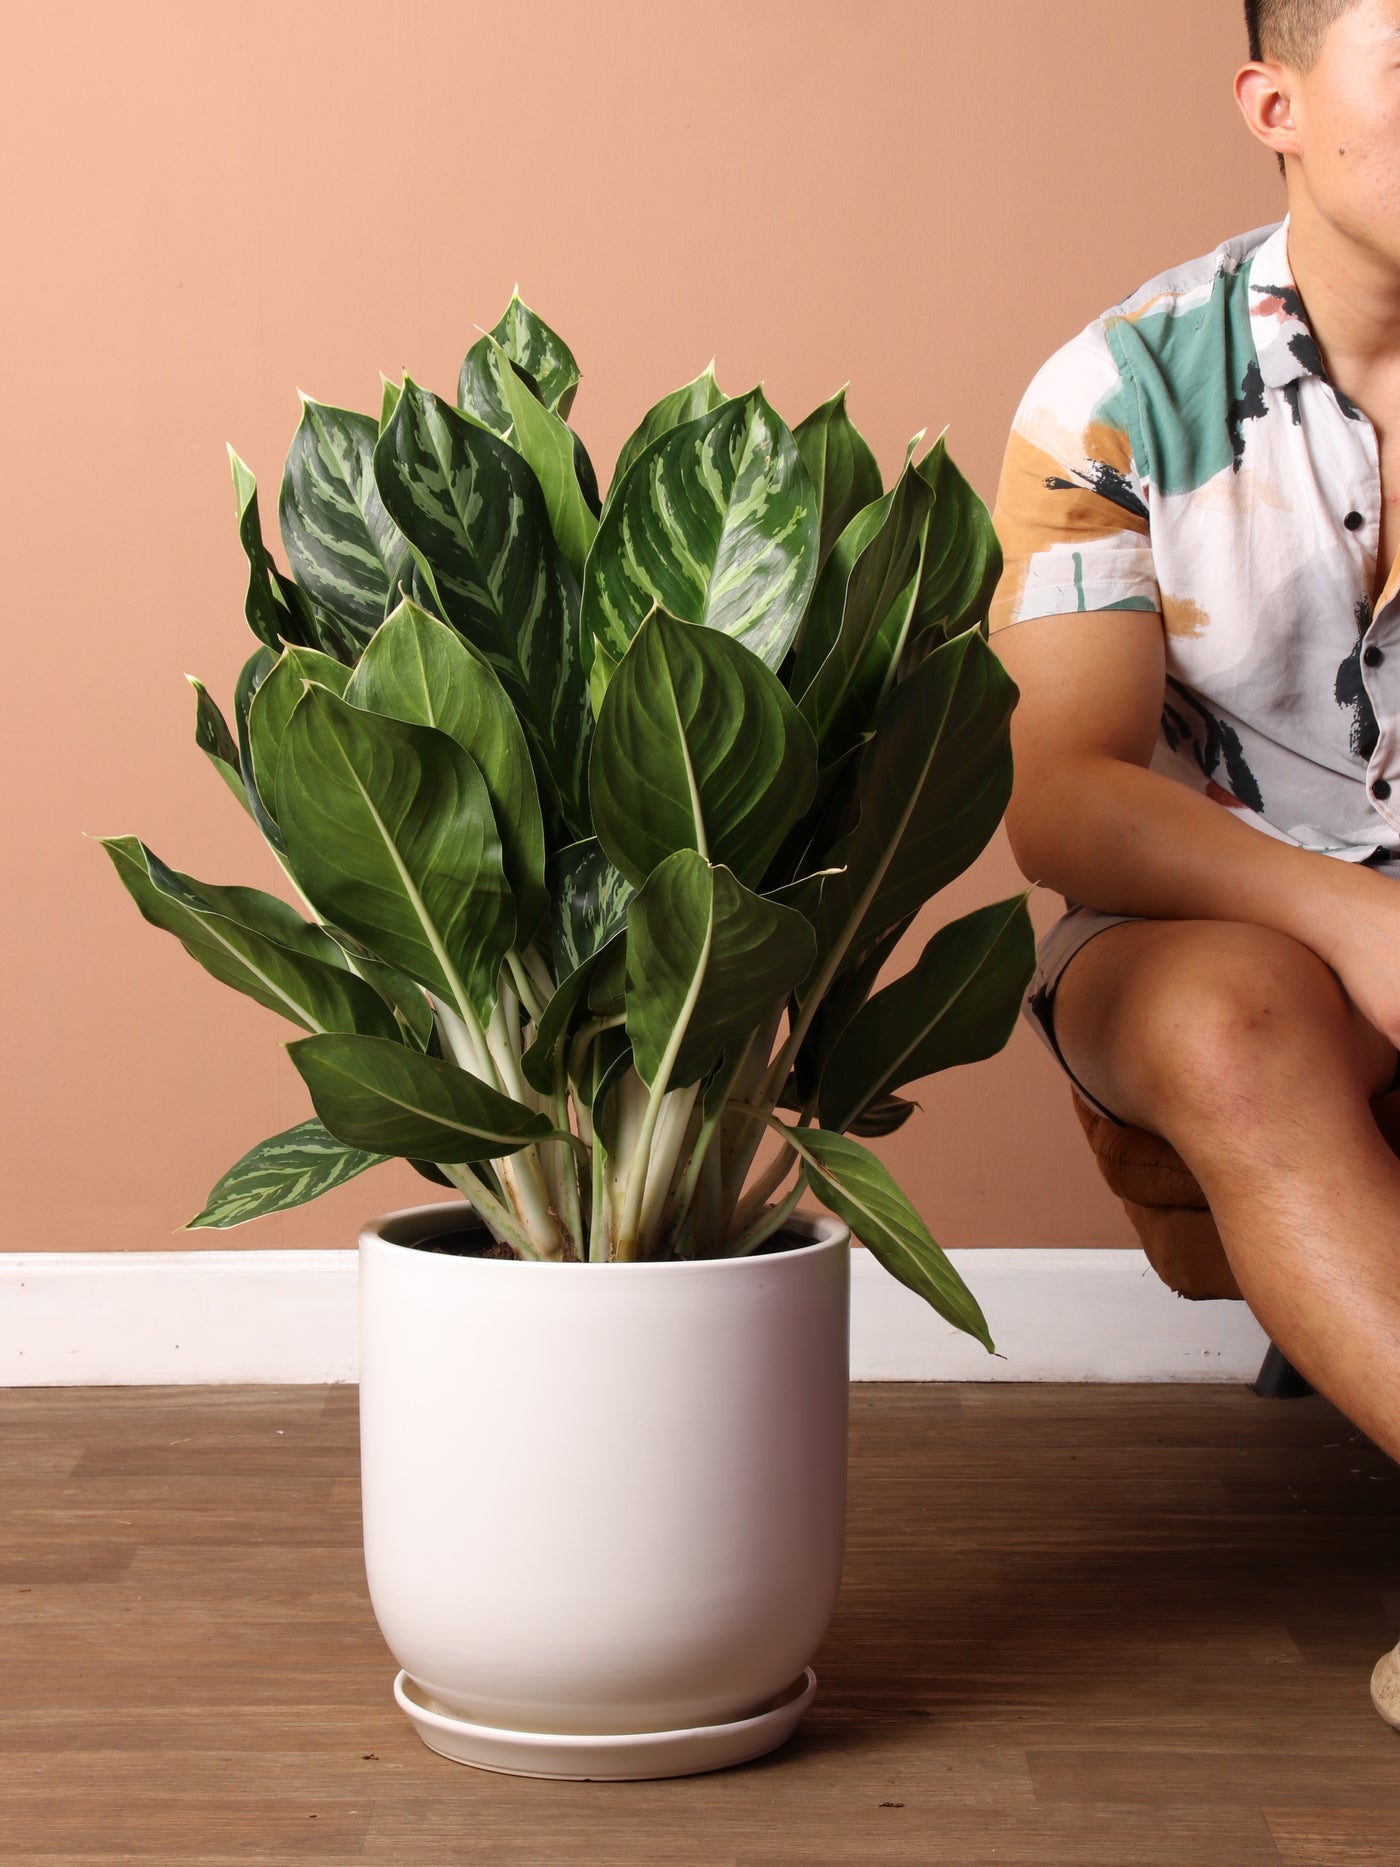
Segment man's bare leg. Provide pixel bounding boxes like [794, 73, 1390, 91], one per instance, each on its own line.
[1051, 918, 1400, 1463]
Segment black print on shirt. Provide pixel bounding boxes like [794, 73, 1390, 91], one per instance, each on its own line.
[1335, 595, 1381, 762]
[1162, 678, 1266, 813]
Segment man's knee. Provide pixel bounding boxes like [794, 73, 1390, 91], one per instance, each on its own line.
[1056, 920, 1393, 1136]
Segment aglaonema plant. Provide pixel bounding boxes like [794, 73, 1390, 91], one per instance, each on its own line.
[102, 293, 1035, 1349]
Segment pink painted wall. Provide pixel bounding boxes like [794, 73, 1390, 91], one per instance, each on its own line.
[4, 1, 1280, 1250]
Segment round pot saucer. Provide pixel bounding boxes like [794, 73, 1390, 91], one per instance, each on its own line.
[392, 1666, 818, 1781]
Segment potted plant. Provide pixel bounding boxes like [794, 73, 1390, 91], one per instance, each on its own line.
[102, 293, 1034, 1779]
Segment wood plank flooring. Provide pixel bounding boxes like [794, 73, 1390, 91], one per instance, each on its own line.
[1, 1383, 1395, 1864]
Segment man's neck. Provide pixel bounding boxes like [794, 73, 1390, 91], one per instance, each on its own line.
[1286, 191, 1400, 410]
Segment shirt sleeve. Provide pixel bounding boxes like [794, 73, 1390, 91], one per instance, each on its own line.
[989, 318, 1160, 633]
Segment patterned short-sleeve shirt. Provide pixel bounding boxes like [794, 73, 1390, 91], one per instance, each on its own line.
[990, 216, 1400, 865]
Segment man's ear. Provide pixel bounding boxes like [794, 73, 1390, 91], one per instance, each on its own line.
[1236, 61, 1302, 164]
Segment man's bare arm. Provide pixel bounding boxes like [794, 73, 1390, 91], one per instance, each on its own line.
[993, 609, 1400, 1047]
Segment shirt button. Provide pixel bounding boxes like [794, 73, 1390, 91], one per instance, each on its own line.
[1375, 778, 1393, 801]
[1345, 510, 1366, 530]
[1366, 645, 1385, 667]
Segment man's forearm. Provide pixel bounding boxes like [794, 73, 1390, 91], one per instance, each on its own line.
[1009, 751, 1374, 963]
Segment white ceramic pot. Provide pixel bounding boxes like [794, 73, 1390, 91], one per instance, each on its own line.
[358, 1200, 850, 1778]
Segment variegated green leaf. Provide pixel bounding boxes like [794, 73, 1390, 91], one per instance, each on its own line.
[581, 389, 820, 674]
[793, 388, 884, 569]
[781, 1124, 991, 1348]
[246, 645, 352, 822]
[279, 396, 408, 647]
[589, 609, 817, 888]
[346, 599, 549, 948]
[188, 676, 248, 811]
[819, 894, 1035, 1133]
[379, 375, 402, 432]
[287, 1032, 555, 1161]
[458, 289, 581, 424]
[373, 378, 592, 833]
[100, 835, 400, 1039]
[588, 632, 619, 716]
[276, 684, 515, 1025]
[604, 363, 727, 509]
[187, 1117, 386, 1228]
[488, 337, 598, 582]
[625, 850, 816, 1091]
[229, 446, 366, 663]
[547, 837, 634, 978]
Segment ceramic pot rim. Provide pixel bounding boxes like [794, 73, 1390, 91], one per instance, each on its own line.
[359, 1199, 849, 1269]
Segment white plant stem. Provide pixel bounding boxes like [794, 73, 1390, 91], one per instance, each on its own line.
[728, 1182, 804, 1258]
[432, 996, 500, 1089]
[505, 947, 546, 1025]
[439, 1161, 544, 1261]
[716, 1004, 787, 1232]
[730, 1141, 801, 1237]
[667, 1031, 757, 1254]
[435, 991, 562, 1262]
[609, 1070, 654, 1262]
[636, 1083, 700, 1251]
[547, 1051, 585, 1260]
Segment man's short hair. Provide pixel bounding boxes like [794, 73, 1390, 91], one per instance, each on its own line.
[1245, 0, 1362, 68]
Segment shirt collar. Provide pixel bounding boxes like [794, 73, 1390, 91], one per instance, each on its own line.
[1247, 217, 1328, 390]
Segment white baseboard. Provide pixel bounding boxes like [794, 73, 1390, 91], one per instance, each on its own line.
[0, 1248, 1269, 1387]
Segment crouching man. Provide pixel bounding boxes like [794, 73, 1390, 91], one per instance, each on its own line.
[988, 0, 1400, 1724]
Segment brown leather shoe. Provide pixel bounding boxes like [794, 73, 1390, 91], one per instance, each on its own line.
[1372, 1642, 1400, 1729]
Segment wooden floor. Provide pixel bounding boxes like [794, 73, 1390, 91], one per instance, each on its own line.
[2, 1383, 1397, 1866]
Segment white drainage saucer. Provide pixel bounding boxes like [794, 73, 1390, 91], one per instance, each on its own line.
[392, 1666, 818, 1781]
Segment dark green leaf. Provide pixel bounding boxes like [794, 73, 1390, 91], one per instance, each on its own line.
[589, 609, 817, 888]
[234, 646, 284, 850]
[489, 339, 598, 583]
[793, 388, 884, 568]
[783, 1124, 992, 1348]
[346, 599, 549, 948]
[101, 836, 399, 1039]
[246, 646, 352, 823]
[846, 1093, 916, 1138]
[520, 954, 601, 1096]
[793, 457, 934, 756]
[625, 850, 816, 1090]
[323, 927, 436, 1050]
[911, 437, 1003, 645]
[276, 684, 514, 1024]
[189, 676, 248, 811]
[819, 895, 1035, 1131]
[287, 1032, 554, 1161]
[228, 448, 297, 654]
[807, 630, 1017, 961]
